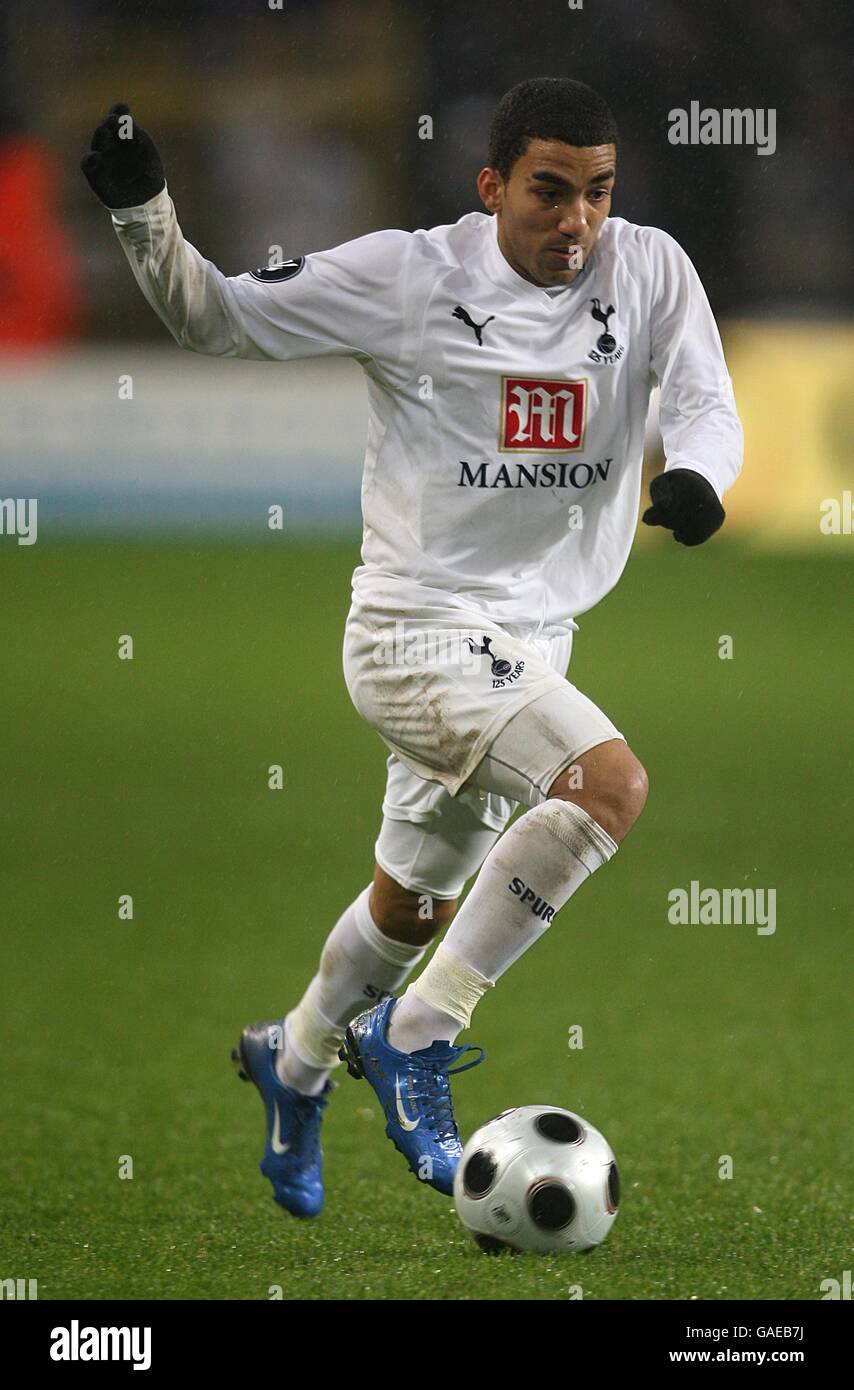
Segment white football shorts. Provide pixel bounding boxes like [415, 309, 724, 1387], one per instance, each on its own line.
[342, 602, 624, 900]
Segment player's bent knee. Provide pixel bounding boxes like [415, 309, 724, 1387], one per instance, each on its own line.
[370, 865, 458, 945]
[376, 892, 457, 944]
[591, 750, 648, 842]
[548, 742, 648, 844]
[618, 756, 649, 831]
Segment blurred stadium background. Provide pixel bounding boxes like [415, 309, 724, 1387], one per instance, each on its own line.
[1, 0, 852, 1302]
[1, 0, 851, 536]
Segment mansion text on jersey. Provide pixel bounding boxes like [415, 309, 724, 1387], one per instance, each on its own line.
[459, 458, 613, 489]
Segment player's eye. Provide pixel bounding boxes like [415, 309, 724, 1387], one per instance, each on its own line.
[536, 189, 559, 203]
[588, 189, 610, 202]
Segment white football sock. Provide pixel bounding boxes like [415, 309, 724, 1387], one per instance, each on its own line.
[278, 883, 428, 1094]
[387, 799, 617, 1053]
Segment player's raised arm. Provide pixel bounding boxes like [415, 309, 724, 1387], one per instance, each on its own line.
[641, 228, 744, 546]
[81, 103, 416, 381]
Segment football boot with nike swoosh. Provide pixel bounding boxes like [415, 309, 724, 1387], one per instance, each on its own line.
[232, 1020, 332, 1217]
[338, 997, 485, 1196]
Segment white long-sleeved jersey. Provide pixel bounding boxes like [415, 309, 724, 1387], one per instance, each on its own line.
[111, 187, 743, 633]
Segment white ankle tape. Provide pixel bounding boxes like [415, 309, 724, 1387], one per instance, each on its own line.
[285, 1001, 343, 1071]
[535, 798, 618, 872]
[411, 945, 493, 1031]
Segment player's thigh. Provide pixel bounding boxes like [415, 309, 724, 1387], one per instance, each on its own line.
[460, 682, 625, 807]
[374, 753, 517, 904]
[343, 605, 573, 796]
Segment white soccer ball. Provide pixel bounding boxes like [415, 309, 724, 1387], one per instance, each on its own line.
[453, 1106, 619, 1255]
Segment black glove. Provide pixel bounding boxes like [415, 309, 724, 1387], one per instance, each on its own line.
[81, 102, 165, 209]
[642, 468, 725, 546]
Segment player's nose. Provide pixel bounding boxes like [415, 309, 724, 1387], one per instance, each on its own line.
[555, 202, 588, 238]
[555, 217, 587, 240]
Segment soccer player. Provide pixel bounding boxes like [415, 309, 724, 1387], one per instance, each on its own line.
[83, 78, 742, 1214]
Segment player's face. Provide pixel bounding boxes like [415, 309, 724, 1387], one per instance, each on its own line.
[478, 139, 616, 288]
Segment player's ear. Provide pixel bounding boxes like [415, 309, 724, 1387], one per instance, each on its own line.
[477, 166, 503, 214]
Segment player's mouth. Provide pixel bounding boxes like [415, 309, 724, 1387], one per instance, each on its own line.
[547, 244, 583, 264]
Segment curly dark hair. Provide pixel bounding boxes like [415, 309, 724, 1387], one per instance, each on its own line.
[488, 77, 618, 181]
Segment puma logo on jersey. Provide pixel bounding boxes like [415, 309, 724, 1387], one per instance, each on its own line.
[452, 304, 495, 345]
[508, 876, 556, 922]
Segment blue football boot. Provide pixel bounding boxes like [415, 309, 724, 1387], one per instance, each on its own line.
[232, 1020, 332, 1218]
[338, 997, 485, 1196]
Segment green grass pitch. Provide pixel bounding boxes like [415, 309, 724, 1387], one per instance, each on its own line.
[0, 538, 850, 1300]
